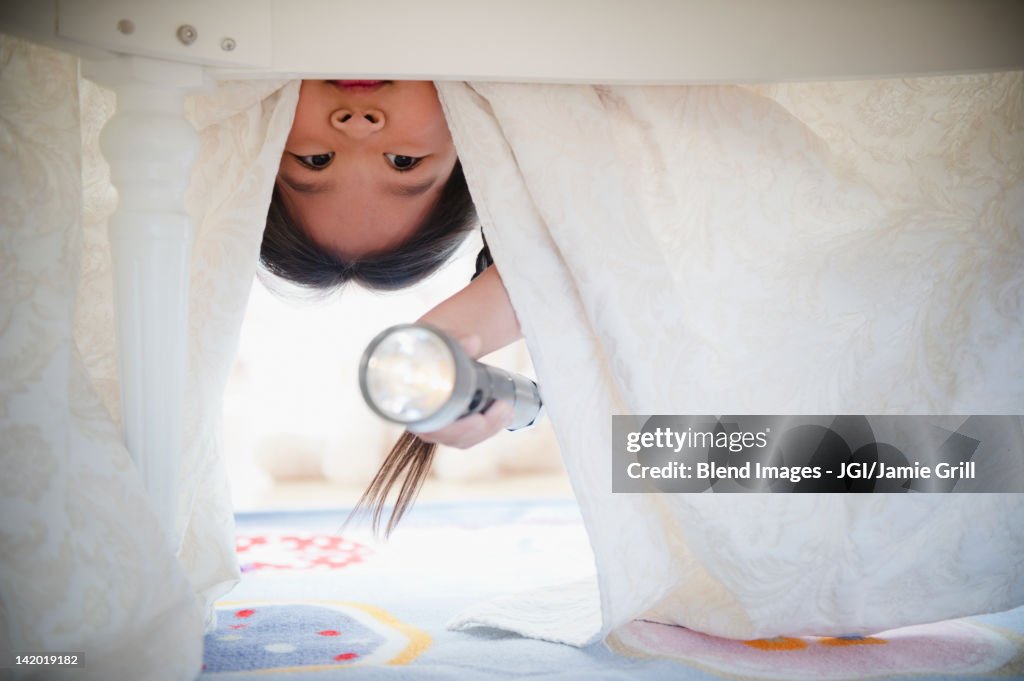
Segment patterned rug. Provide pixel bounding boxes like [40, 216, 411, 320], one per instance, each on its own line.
[201, 500, 1024, 679]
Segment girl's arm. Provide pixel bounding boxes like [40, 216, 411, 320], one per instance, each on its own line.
[417, 265, 521, 358]
[415, 265, 524, 448]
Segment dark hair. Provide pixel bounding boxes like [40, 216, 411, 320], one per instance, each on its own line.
[259, 160, 477, 292]
[353, 432, 437, 537]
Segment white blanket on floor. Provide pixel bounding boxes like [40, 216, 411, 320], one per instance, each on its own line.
[438, 76, 1024, 644]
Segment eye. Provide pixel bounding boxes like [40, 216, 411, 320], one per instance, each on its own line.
[295, 152, 334, 169]
[384, 153, 423, 171]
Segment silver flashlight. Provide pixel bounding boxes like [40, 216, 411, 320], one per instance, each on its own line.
[358, 323, 543, 433]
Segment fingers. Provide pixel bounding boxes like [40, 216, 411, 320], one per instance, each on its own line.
[417, 400, 515, 449]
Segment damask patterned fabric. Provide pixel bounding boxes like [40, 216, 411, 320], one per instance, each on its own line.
[438, 77, 1024, 644]
[0, 35, 298, 680]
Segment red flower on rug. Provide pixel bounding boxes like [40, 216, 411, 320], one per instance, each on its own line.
[236, 534, 371, 572]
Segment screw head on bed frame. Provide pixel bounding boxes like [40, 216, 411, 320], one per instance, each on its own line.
[176, 24, 198, 46]
[221, 37, 237, 52]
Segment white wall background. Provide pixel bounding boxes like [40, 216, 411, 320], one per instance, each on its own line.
[221, 232, 564, 509]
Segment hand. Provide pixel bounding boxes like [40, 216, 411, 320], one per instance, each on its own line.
[414, 335, 515, 449]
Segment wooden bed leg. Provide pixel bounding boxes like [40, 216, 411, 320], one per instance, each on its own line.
[83, 55, 204, 550]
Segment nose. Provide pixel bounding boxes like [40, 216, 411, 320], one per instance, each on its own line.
[331, 108, 385, 139]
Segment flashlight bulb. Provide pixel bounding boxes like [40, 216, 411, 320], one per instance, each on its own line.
[363, 326, 457, 423]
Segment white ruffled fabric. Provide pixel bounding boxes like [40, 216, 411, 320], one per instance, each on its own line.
[0, 34, 298, 680]
[438, 76, 1024, 644]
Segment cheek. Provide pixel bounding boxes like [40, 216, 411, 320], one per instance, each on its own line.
[286, 110, 318, 147]
[420, 111, 455, 150]
[393, 109, 453, 153]
[404, 91, 452, 143]
[287, 84, 328, 145]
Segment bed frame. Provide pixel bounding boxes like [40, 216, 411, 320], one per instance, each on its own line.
[2, 0, 1022, 537]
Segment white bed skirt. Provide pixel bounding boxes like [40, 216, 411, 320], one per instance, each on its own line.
[438, 76, 1024, 644]
[0, 34, 298, 680]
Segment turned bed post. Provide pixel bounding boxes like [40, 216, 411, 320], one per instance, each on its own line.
[83, 56, 203, 547]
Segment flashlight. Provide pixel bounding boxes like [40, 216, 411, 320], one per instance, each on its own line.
[359, 323, 543, 433]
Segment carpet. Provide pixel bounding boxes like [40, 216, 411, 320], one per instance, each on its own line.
[200, 499, 1024, 679]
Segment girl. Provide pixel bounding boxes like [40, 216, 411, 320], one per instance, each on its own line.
[259, 80, 523, 532]
[261, 80, 473, 290]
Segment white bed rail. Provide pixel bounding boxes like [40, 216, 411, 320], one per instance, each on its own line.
[4, 1, 1024, 82]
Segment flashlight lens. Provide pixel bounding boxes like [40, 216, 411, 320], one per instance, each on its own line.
[364, 327, 457, 423]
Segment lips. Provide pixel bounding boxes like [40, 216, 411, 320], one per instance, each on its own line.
[329, 80, 389, 91]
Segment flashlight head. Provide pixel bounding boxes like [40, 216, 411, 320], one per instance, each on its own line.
[359, 324, 471, 432]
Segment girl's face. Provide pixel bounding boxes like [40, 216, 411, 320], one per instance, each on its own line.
[278, 80, 458, 259]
